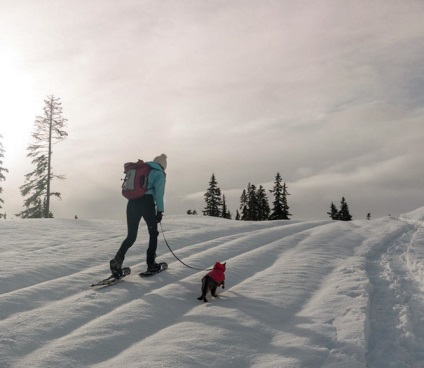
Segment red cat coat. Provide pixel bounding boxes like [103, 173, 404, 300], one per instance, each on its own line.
[204, 262, 226, 284]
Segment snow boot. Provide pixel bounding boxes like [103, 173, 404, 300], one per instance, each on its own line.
[109, 257, 123, 279]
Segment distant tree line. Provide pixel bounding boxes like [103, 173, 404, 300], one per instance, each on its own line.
[200, 174, 360, 222]
[201, 172, 292, 221]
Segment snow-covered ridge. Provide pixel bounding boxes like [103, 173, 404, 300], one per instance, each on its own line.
[1, 210, 424, 367]
[400, 205, 424, 224]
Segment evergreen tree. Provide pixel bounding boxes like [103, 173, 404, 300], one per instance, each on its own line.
[257, 185, 270, 221]
[235, 209, 240, 220]
[239, 189, 248, 220]
[246, 183, 259, 221]
[327, 202, 339, 220]
[269, 173, 291, 220]
[17, 95, 68, 218]
[327, 198, 353, 221]
[338, 197, 352, 221]
[280, 182, 292, 220]
[240, 183, 272, 222]
[203, 173, 222, 217]
[0, 134, 8, 219]
[221, 194, 232, 219]
[221, 194, 228, 218]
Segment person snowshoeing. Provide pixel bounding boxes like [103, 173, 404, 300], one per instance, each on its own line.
[110, 153, 167, 278]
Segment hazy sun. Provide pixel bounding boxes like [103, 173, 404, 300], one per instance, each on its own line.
[0, 49, 37, 159]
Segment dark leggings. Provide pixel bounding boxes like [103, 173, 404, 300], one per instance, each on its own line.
[115, 195, 159, 268]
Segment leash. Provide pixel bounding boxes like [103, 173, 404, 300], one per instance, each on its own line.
[159, 223, 212, 271]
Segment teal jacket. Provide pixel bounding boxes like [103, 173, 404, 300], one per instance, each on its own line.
[145, 162, 166, 212]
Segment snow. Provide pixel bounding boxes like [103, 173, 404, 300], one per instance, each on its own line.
[1, 207, 424, 368]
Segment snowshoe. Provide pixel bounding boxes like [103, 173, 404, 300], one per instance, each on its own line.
[139, 262, 168, 277]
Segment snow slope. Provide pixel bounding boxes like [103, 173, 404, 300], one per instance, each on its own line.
[1, 208, 424, 368]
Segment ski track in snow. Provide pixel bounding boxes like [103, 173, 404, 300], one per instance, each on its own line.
[366, 218, 424, 368]
[1, 212, 424, 368]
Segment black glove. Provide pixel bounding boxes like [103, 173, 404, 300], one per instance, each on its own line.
[156, 211, 163, 223]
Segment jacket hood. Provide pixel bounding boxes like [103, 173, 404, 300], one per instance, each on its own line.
[146, 161, 164, 172]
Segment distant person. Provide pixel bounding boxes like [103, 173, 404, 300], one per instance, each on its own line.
[109, 153, 167, 277]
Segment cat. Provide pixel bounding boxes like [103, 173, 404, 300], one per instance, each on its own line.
[197, 262, 226, 303]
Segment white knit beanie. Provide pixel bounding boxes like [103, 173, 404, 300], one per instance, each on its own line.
[153, 153, 167, 170]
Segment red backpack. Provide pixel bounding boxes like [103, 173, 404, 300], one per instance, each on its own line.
[121, 160, 151, 200]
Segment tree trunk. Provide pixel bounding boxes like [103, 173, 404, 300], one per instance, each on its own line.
[46, 100, 53, 218]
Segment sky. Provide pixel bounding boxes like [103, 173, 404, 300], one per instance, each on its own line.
[1, 208, 424, 367]
[0, 0, 423, 221]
